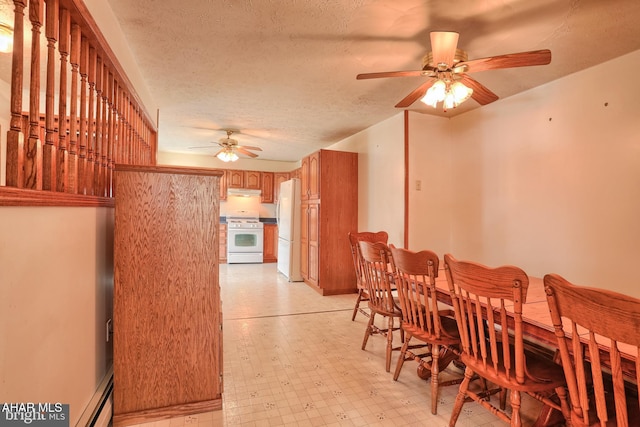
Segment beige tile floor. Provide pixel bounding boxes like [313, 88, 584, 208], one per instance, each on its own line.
[125, 263, 549, 427]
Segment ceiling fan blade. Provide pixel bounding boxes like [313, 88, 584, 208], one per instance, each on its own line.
[394, 80, 436, 108]
[460, 49, 551, 74]
[459, 75, 499, 105]
[213, 149, 224, 157]
[430, 31, 459, 67]
[357, 70, 428, 80]
[237, 145, 263, 151]
[188, 145, 215, 149]
[235, 147, 258, 158]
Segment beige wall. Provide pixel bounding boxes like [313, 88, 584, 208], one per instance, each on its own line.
[0, 206, 114, 425]
[330, 113, 405, 247]
[408, 49, 640, 296]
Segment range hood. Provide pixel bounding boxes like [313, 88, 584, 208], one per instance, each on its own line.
[227, 188, 261, 197]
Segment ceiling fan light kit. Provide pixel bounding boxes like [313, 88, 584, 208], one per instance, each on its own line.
[217, 148, 239, 162]
[357, 31, 551, 112]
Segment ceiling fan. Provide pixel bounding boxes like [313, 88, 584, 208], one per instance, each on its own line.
[190, 130, 262, 162]
[357, 31, 551, 111]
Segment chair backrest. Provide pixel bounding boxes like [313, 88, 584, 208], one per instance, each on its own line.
[391, 246, 456, 342]
[443, 253, 530, 384]
[544, 273, 640, 426]
[348, 231, 389, 289]
[358, 240, 397, 315]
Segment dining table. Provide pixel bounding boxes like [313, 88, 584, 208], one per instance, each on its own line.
[429, 265, 638, 426]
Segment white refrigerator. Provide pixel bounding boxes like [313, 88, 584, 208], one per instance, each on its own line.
[276, 178, 303, 281]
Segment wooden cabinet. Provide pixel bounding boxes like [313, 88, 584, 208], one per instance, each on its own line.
[219, 169, 227, 201]
[227, 169, 244, 188]
[263, 223, 278, 263]
[245, 170, 261, 189]
[300, 156, 309, 201]
[260, 172, 274, 203]
[299, 149, 358, 295]
[273, 172, 290, 202]
[219, 223, 227, 263]
[113, 165, 223, 426]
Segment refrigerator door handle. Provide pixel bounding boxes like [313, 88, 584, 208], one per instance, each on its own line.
[275, 197, 280, 227]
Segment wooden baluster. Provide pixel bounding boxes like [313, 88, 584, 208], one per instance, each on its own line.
[69, 23, 81, 193]
[57, 6, 70, 192]
[107, 71, 115, 197]
[93, 54, 102, 195]
[6, 0, 27, 188]
[86, 46, 96, 195]
[117, 84, 125, 167]
[43, 0, 58, 191]
[100, 61, 109, 196]
[25, 0, 44, 190]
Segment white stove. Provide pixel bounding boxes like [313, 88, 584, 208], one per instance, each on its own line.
[226, 210, 264, 264]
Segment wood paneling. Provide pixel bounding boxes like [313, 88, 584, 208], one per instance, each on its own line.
[113, 165, 223, 426]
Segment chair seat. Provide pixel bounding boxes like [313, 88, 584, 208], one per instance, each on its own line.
[460, 343, 566, 393]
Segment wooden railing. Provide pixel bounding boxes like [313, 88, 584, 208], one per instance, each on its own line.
[1, 0, 157, 206]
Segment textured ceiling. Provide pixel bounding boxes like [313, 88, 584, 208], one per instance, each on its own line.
[103, 0, 640, 162]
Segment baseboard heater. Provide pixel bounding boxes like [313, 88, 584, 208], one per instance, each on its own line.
[76, 366, 114, 427]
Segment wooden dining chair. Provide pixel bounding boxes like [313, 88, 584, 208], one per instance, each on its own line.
[390, 246, 462, 415]
[444, 254, 570, 427]
[544, 273, 640, 427]
[348, 231, 389, 321]
[358, 240, 403, 372]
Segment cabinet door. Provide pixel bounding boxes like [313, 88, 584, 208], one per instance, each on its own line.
[273, 172, 290, 202]
[263, 224, 277, 262]
[261, 172, 274, 203]
[219, 224, 227, 263]
[300, 203, 309, 279]
[300, 156, 310, 200]
[219, 169, 228, 201]
[227, 170, 244, 188]
[307, 203, 319, 286]
[308, 151, 320, 200]
[244, 171, 261, 189]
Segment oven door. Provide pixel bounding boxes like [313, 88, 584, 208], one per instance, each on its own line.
[227, 228, 264, 253]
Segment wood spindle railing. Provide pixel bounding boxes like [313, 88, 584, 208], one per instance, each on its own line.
[2, 0, 157, 205]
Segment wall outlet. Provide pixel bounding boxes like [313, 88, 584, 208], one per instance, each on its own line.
[415, 180, 422, 191]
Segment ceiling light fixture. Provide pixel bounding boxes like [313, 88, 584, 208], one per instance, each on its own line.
[421, 74, 473, 112]
[0, 23, 13, 53]
[217, 148, 238, 162]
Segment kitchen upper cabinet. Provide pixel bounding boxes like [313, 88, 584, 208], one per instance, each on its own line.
[113, 165, 223, 426]
[299, 149, 358, 295]
[219, 169, 228, 201]
[245, 171, 261, 189]
[300, 157, 309, 200]
[273, 172, 290, 202]
[260, 172, 274, 203]
[263, 223, 278, 263]
[227, 170, 244, 188]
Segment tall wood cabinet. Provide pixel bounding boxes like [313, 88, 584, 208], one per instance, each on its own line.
[300, 149, 358, 295]
[113, 165, 224, 427]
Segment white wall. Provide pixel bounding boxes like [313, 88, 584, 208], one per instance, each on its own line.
[329, 113, 405, 247]
[0, 206, 114, 425]
[408, 50, 640, 296]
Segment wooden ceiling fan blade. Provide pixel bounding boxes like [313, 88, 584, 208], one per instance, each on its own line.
[357, 70, 427, 80]
[188, 145, 216, 149]
[237, 145, 262, 151]
[459, 75, 499, 105]
[460, 49, 551, 74]
[430, 31, 459, 67]
[235, 148, 258, 158]
[394, 80, 436, 108]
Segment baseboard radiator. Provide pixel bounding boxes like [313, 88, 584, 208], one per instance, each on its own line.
[76, 366, 114, 427]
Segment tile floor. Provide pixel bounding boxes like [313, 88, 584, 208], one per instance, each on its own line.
[125, 263, 548, 427]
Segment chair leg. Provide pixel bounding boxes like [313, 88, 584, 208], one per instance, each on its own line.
[449, 366, 474, 427]
[362, 312, 375, 350]
[509, 390, 522, 427]
[500, 387, 507, 410]
[385, 316, 394, 372]
[351, 289, 363, 321]
[393, 334, 411, 381]
[431, 344, 441, 415]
